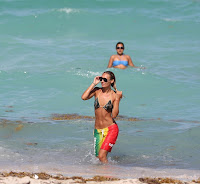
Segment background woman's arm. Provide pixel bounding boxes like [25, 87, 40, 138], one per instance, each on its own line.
[128, 55, 138, 68]
[128, 55, 146, 69]
[107, 55, 114, 68]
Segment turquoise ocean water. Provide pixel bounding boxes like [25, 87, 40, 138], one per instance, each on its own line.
[0, 0, 200, 180]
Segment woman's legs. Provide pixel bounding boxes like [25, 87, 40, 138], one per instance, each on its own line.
[98, 149, 108, 163]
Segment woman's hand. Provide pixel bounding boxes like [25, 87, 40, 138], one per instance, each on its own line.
[93, 76, 101, 85]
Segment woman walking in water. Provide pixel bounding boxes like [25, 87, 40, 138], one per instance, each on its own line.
[81, 71, 122, 163]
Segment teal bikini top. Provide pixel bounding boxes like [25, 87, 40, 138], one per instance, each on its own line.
[112, 55, 128, 67]
[113, 60, 128, 66]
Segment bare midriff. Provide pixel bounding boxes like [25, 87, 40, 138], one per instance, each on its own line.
[94, 108, 114, 129]
[113, 64, 127, 69]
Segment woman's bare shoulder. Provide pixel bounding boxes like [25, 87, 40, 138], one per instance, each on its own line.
[111, 54, 119, 59]
[110, 54, 117, 58]
[94, 87, 101, 94]
[124, 54, 131, 58]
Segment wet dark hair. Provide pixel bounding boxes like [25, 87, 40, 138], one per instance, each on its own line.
[116, 42, 125, 49]
[103, 71, 117, 91]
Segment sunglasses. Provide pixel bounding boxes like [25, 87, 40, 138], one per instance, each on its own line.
[99, 77, 109, 82]
[116, 47, 124, 49]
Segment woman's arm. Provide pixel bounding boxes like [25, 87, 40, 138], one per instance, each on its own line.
[112, 91, 122, 118]
[107, 55, 114, 68]
[81, 76, 100, 100]
[128, 55, 146, 69]
[128, 55, 138, 68]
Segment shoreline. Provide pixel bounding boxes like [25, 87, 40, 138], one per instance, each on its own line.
[0, 171, 199, 184]
[1, 164, 200, 182]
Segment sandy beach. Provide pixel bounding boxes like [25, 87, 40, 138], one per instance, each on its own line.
[0, 176, 140, 184]
[0, 171, 199, 184]
[0, 172, 137, 184]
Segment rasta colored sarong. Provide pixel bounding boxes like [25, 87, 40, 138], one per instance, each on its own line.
[94, 123, 119, 157]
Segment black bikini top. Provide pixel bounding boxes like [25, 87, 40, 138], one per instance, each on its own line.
[94, 91, 113, 111]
